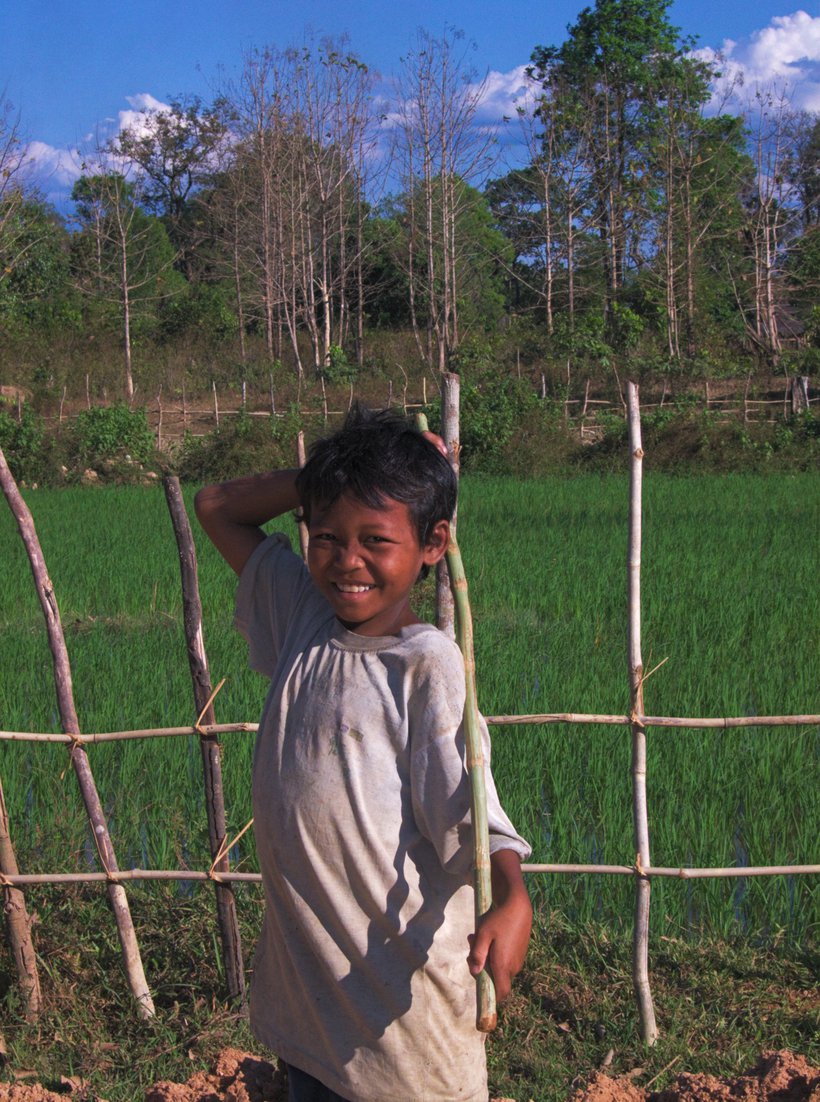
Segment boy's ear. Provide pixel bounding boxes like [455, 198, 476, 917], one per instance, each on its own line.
[422, 519, 450, 565]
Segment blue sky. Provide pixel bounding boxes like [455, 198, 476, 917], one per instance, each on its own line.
[3, 0, 820, 210]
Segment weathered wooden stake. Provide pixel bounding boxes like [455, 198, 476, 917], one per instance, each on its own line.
[626, 382, 658, 1046]
[0, 776, 41, 1018]
[162, 477, 247, 1007]
[0, 445, 155, 1019]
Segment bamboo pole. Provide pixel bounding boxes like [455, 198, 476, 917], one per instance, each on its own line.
[296, 432, 309, 560]
[449, 532, 498, 1032]
[0, 723, 259, 743]
[416, 412, 496, 1032]
[0, 776, 41, 1018]
[626, 381, 658, 1046]
[436, 371, 460, 640]
[4, 860, 818, 889]
[0, 445, 155, 1019]
[163, 477, 246, 1007]
[485, 712, 820, 728]
[521, 864, 820, 878]
[4, 708, 817, 746]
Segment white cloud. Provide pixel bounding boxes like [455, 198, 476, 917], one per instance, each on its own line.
[696, 10, 820, 112]
[23, 141, 83, 186]
[21, 94, 174, 211]
[476, 65, 534, 122]
[117, 93, 173, 139]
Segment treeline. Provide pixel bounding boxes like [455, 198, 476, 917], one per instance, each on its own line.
[1, 0, 818, 403]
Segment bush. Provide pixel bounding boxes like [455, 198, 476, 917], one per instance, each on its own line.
[72, 404, 155, 468]
[0, 405, 47, 483]
[172, 405, 309, 483]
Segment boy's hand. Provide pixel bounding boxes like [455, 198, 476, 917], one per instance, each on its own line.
[466, 850, 532, 1003]
[421, 430, 449, 459]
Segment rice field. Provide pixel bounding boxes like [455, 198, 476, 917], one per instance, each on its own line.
[0, 472, 817, 940]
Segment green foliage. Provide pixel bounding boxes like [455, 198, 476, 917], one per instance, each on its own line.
[72, 403, 155, 467]
[320, 344, 358, 385]
[0, 405, 46, 482]
[159, 283, 239, 342]
[172, 405, 308, 482]
[0, 199, 77, 335]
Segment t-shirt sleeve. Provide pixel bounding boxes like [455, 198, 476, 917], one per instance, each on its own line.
[408, 636, 531, 878]
[233, 532, 318, 678]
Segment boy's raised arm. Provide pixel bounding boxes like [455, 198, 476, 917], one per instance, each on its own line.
[194, 470, 301, 576]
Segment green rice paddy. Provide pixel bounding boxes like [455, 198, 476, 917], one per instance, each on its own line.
[1, 473, 817, 940]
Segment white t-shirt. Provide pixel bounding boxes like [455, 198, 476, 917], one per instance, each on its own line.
[235, 534, 530, 1102]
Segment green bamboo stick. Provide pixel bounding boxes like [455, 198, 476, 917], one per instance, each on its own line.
[416, 413, 497, 1032]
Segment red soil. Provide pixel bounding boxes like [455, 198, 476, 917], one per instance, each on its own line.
[0, 1048, 817, 1101]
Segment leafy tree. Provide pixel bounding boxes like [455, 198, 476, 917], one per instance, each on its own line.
[113, 96, 229, 278]
[529, 0, 697, 321]
[0, 198, 75, 334]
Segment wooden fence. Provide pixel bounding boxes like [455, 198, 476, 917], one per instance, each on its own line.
[23, 372, 814, 452]
[0, 383, 818, 1046]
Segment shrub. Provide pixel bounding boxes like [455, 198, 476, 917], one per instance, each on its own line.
[72, 404, 155, 468]
[173, 405, 309, 483]
[0, 405, 47, 483]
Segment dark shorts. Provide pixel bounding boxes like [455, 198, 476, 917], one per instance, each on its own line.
[286, 1063, 350, 1102]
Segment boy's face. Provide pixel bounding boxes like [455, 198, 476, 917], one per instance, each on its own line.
[307, 493, 449, 637]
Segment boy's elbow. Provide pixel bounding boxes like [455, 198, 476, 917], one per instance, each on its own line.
[194, 484, 220, 523]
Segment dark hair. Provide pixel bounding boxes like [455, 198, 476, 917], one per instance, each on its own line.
[295, 406, 457, 550]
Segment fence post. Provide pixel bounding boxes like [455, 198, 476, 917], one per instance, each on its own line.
[626, 382, 658, 1046]
[162, 477, 247, 1008]
[0, 445, 155, 1019]
[0, 776, 41, 1018]
[790, 376, 810, 415]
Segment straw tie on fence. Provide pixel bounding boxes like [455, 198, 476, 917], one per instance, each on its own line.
[0, 444, 155, 1020]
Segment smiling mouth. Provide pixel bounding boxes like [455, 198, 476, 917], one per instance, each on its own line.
[333, 583, 375, 594]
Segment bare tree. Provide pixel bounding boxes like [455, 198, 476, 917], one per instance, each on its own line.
[740, 84, 804, 362]
[71, 162, 176, 401]
[392, 28, 498, 371]
[0, 94, 33, 290]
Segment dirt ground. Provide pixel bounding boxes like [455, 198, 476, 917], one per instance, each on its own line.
[0, 1049, 817, 1102]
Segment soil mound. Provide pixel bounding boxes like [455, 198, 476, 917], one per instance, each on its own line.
[570, 1050, 820, 1102]
[144, 1048, 286, 1101]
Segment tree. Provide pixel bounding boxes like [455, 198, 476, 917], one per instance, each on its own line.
[391, 27, 499, 371]
[113, 96, 229, 279]
[71, 172, 178, 399]
[215, 38, 376, 373]
[529, 0, 694, 324]
[0, 95, 35, 296]
[0, 198, 74, 335]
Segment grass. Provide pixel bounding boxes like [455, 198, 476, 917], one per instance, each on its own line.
[0, 475, 817, 934]
[0, 471, 817, 1097]
[0, 889, 816, 1101]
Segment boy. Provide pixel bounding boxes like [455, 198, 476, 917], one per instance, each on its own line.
[195, 407, 532, 1102]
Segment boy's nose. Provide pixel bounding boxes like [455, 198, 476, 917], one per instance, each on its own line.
[334, 542, 364, 568]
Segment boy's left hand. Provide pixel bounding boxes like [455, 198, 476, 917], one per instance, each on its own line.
[466, 850, 532, 1003]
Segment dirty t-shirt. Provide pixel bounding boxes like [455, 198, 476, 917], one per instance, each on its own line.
[234, 534, 531, 1102]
